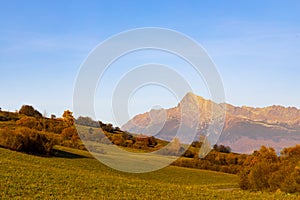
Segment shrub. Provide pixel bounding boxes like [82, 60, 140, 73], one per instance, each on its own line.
[19, 105, 42, 118]
[0, 127, 54, 155]
[239, 145, 300, 193]
[16, 116, 42, 130]
[62, 110, 75, 127]
[238, 167, 251, 190]
[100, 123, 114, 133]
[183, 149, 195, 158]
[248, 161, 275, 190]
[51, 124, 65, 134]
[213, 144, 231, 153]
[111, 134, 125, 146]
[0, 111, 20, 121]
[0, 128, 17, 148]
[76, 116, 99, 128]
[61, 127, 78, 140]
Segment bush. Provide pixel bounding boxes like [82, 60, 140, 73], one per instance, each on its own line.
[0, 127, 54, 155]
[0, 111, 20, 121]
[111, 134, 125, 146]
[76, 116, 99, 128]
[248, 161, 276, 190]
[238, 167, 250, 190]
[183, 149, 195, 158]
[51, 124, 65, 134]
[16, 116, 42, 130]
[19, 105, 42, 118]
[133, 135, 157, 149]
[239, 145, 300, 193]
[213, 144, 231, 153]
[61, 127, 78, 140]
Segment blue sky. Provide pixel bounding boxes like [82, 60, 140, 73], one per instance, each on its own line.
[0, 1, 300, 123]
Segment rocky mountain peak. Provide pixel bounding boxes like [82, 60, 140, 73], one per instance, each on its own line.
[122, 92, 300, 153]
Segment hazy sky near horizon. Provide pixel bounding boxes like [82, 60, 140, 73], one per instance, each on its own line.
[1, 1, 300, 124]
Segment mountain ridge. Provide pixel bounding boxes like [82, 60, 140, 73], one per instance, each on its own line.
[122, 92, 300, 153]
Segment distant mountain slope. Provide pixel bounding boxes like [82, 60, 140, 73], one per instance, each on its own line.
[122, 92, 300, 153]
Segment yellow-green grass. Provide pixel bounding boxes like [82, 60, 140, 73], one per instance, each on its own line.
[0, 146, 299, 199]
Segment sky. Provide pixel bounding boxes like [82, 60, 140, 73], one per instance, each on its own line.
[0, 1, 300, 124]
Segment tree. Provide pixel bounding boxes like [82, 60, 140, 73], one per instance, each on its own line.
[101, 123, 114, 132]
[237, 146, 300, 192]
[76, 116, 99, 127]
[19, 105, 42, 118]
[281, 145, 300, 163]
[62, 110, 74, 127]
[248, 161, 276, 190]
[253, 146, 278, 163]
[0, 127, 54, 155]
[133, 135, 150, 149]
[183, 149, 195, 158]
[191, 141, 202, 148]
[213, 144, 231, 153]
[111, 134, 124, 146]
[16, 116, 42, 130]
[61, 127, 77, 140]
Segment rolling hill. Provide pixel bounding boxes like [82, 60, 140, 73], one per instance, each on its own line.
[2, 146, 299, 199]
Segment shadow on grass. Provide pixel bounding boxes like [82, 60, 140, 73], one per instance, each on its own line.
[0, 145, 91, 159]
[50, 149, 90, 159]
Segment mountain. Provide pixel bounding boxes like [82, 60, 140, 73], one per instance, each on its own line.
[122, 92, 300, 153]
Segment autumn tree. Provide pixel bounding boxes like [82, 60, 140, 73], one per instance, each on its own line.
[281, 145, 300, 163]
[16, 116, 42, 130]
[0, 127, 54, 155]
[111, 134, 125, 146]
[101, 123, 114, 132]
[213, 144, 231, 153]
[239, 145, 300, 193]
[61, 127, 77, 140]
[19, 105, 42, 118]
[62, 110, 74, 127]
[76, 116, 99, 128]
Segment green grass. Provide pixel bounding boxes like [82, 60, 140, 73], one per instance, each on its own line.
[0, 147, 299, 199]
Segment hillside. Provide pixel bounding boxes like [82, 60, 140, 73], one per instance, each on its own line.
[122, 92, 300, 153]
[0, 107, 247, 174]
[1, 146, 299, 199]
[1, 106, 300, 196]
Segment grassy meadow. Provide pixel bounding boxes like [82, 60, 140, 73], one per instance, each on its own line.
[1, 146, 299, 199]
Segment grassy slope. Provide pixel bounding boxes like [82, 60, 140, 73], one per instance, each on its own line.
[0, 147, 299, 199]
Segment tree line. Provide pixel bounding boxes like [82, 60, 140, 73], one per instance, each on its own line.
[0, 105, 80, 154]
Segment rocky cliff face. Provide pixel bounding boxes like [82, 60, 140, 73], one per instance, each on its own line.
[122, 92, 300, 153]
